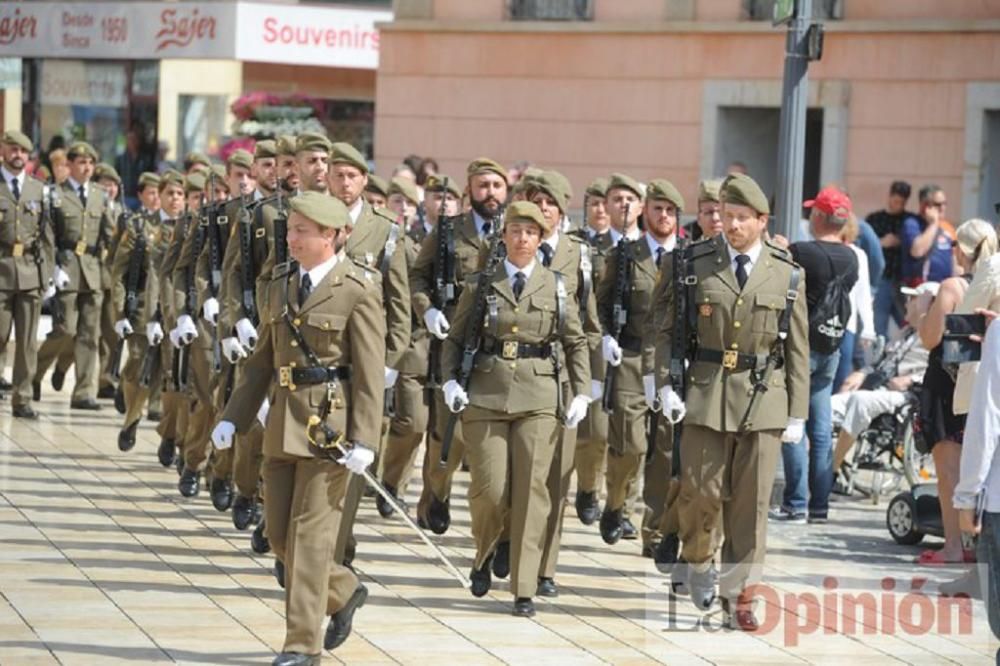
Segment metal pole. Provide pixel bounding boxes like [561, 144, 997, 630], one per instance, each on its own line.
[774, 0, 812, 242]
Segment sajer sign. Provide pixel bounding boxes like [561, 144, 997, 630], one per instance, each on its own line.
[0, 1, 391, 69]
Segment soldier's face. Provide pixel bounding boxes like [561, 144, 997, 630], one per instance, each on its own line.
[69, 156, 95, 183]
[468, 173, 507, 217]
[139, 185, 160, 212]
[287, 211, 338, 268]
[1, 144, 27, 172]
[364, 191, 387, 209]
[161, 185, 185, 216]
[697, 201, 723, 238]
[606, 188, 641, 231]
[585, 194, 609, 231]
[186, 190, 202, 211]
[297, 151, 329, 193]
[530, 192, 563, 236]
[98, 178, 119, 202]
[644, 199, 678, 242]
[722, 203, 768, 252]
[387, 193, 417, 223]
[424, 191, 459, 224]
[253, 157, 278, 193]
[278, 155, 300, 191]
[329, 164, 368, 208]
[503, 220, 542, 267]
[228, 165, 254, 197]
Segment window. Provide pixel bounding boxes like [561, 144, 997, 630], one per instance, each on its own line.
[509, 0, 593, 21]
[743, 0, 843, 21]
[177, 94, 229, 160]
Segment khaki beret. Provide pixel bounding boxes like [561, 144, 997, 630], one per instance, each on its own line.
[158, 170, 184, 191]
[227, 149, 253, 170]
[210, 164, 229, 187]
[94, 163, 122, 184]
[645, 178, 685, 211]
[721, 173, 769, 215]
[296, 132, 332, 154]
[329, 142, 368, 174]
[276, 134, 297, 156]
[365, 174, 389, 198]
[67, 141, 99, 161]
[467, 157, 508, 182]
[185, 173, 206, 194]
[289, 191, 349, 229]
[424, 173, 462, 199]
[1, 130, 32, 151]
[137, 172, 161, 191]
[504, 200, 550, 235]
[585, 177, 609, 199]
[254, 140, 278, 160]
[697, 178, 722, 204]
[185, 151, 211, 167]
[532, 171, 572, 213]
[606, 172, 643, 199]
[388, 176, 420, 204]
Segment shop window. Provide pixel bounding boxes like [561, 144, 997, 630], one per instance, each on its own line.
[743, 0, 843, 20]
[509, 0, 593, 21]
[178, 94, 229, 160]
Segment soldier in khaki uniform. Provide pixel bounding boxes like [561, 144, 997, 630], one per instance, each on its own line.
[443, 201, 592, 617]
[363, 174, 389, 210]
[35, 141, 115, 409]
[691, 179, 724, 241]
[386, 176, 420, 228]
[649, 173, 809, 629]
[410, 157, 509, 534]
[1, 130, 53, 418]
[213, 192, 383, 666]
[94, 163, 127, 401]
[377, 174, 462, 516]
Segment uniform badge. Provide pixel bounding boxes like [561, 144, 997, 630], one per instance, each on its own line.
[364, 251, 375, 266]
[699, 303, 713, 317]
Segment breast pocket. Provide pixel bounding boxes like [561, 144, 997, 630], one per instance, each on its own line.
[695, 289, 728, 341]
[302, 312, 346, 355]
[751, 293, 784, 335]
[528, 295, 556, 335]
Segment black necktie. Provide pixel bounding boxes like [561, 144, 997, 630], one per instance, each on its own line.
[10, 178, 19, 201]
[78, 184, 87, 208]
[513, 271, 526, 300]
[540, 242, 554, 267]
[655, 247, 665, 268]
[481, 220, 492, 237]
[734, 254, 751, 290]
[298, 273, 312, 308]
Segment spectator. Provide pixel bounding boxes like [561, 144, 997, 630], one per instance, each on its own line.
[115, 127, 154, 210]
[834, 213, 876, 390]
[854, 216, 884, 292]
[901, 184, 958, 289]
[914, 218, 992, 564]
[771, 186, 859, 523]
[416, 157, 438, 187]
[867, 180, 913, 336]
[48, 149, 69, 185]
[155, 140, 174, 174]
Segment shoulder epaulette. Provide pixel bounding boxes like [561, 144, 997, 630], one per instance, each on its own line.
[684, 236, 718, 261]
[765, 240, 797, 265]
[347, 256, 382, 285]
[372, 206, 397, 224]
[271, 261, 296, 280]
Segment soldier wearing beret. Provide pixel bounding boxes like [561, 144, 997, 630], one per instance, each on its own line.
[276, 135, 300, 195]
[387, 175, 420, 229]
[648, 173, 809, 629]
[409, 157, 509, 534]
[34, 141, 115, 410]
[689, 178, 723, 241]
[0, 130, 54, 418]
[363, 174, 389, 210]
[212, 191, 383, 666]
[184, 151, 211, 176]
[95, 162, 126, 400]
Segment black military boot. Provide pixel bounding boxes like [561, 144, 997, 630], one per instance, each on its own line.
[178, 467, 200, 498]
[426, 495, 451, 535]
[117, 420, 139, 452]
[599, 507, 624, 545]
[492, 541, 510, 579]
[574, 490, 600, 526]
[251, 519, 271, 554]
[232, 494, 256, 530]
[113, 386, 126, 414]
[157, 438, 176, 468]
[324, 584, 368, 650]
[470, 555, 493, 598]
[375, 483, 403, 519]
[210, 477, 233, 512]
[654, 532, 680, 574]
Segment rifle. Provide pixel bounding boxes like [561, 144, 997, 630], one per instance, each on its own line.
[273, 187, 289, 267]
[42, 184, 66, 327]
[426, 178, 456, 404]
[177, 208, 204, 391]
[666, 234, 688, 475]
[205, 175, 227, 373]
[138, 306, 161, 389]
[440, 209, 506, 466]
[237, 198, 260, 327]
[601, 208, 632, 414]
[107, 211, 146, 381]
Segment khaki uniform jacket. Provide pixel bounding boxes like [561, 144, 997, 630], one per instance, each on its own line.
[158, 212, 192, 331]
[443, 266, 591, 415]
[111, 210, 161, 328]
[410, 212, 487, 323]
[598, 235, 662, 394]
[549, 232, 602, 383]
[648, 236, 810, 433]
[219, 192, 283, 335]
[345, 201, 410, 369]
[568, 227, 616, 383]
[394, 225, 432, 377]
[222, 258, 386, 458]
[0, 176, 53, 292]
[103, 201, 127, 288]
[52, 180, 114, 293]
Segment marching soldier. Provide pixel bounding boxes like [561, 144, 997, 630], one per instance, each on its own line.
[649, 173, 809, 629]
[94, 163, 126, 401]
[135, 172, 164, 420]
[690, 178, 724, 241]
[409, 157, 509, 534]
[34, 141, 115, 410]
[364, 174, 389, 210]
[442, 201, 591, 617]
[212, 191, 383, 666]
[386, 176, 420, 228]
[0, 130, 53, 418]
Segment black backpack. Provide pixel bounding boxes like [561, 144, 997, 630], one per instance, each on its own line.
[808, 244, 854, 354]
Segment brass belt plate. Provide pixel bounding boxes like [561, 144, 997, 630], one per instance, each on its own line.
[722, 350, 738, 370]
[12, 242, 23, 257]
[501, 340, 519, 360]
[75, 240, 87, 256]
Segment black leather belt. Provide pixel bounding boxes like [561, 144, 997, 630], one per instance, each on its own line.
[276, 365, 351, 388]
[696, 348, 770, 371]
[618, 331, 642, 354]
[480, 339, 553, 360]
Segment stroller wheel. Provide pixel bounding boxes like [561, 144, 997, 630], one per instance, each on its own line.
[886, 491, 924, 545]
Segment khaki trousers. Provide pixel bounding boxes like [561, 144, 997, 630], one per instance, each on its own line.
[463, 405, 558, 599]
[574, 405, 608, 494]
[416, 391, 466, 521]
[121, 334, 165, 428]
[640, 415, 679, 549]
[0, 289, 41, 408]
[380, 372, 429, 493]
[181, 345, 219, 473]
[263, 453, 359, 655]
[98, 287, 117, 390]
[678, 425, 781, 599]
[606, 388, 648, 513]
[540, 424, 576, 578]
[233, 423, 265, 499]
[36, 289, 102, 402]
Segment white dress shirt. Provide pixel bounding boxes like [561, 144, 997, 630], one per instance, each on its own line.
[504, 258, 536, 292]
[300, 252, 340, 292]
[473, 210, 494, 237]
[67, 176, 89, 202]
[348, 198, 364, 225]
[644, 233, 676, 259]
[1, 165, 24, 195]
[726, 240, 763, 277]
[954, 319, 1000, 513]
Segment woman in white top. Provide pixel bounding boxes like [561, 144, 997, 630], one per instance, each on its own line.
[835, 214, 876, 391]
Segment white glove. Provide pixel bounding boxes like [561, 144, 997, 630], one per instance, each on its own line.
[602, 335, 622, 367]
[340, 444, 375, 475]
[424, 307, 450, 340]
[235, 317, 258, 350]
[659, 386, 687, 425]
[781, 417, 806, 444]
[211, 420, 236, 450]
[43, 280, 56, 300]
[590, 379, 603, 401]
[201, 297, 219, 326]
[256, 398, 270, 427]
[442, 379, 469, 413]
[176, 314, 198, 345]
[385, 366, 399, 389]
[563, 395, 591, 429]
[169, 327, 183, 349]
[222, 336, 249, 362]
[114, 318, 133, 339]
[54, 267, 70, 290]
[643, 374, 657, 411]
[146, 321, 164, 346]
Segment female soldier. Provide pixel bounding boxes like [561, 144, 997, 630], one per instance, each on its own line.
[441, 201, 592, 617]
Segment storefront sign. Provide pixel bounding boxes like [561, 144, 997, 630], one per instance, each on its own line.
[0, 2, 391, 69]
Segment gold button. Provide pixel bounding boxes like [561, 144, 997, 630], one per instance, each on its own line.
[510, 363, 516, 370]
[733, 321, 741, 329]
[289, 383, 297, 391]
[736, 298, 744, 306]
[323, 322, 330, 329]
[514, 307, 519, 313]
[290, 362, 297, 367]
[511, 325, 519, 333]
[731, 343, 739, 350]
[293, 318, 301, 326]
[704, 297, 710, 303]
[291, 340, 298, 347]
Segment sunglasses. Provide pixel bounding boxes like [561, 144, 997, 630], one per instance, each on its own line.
[926, 200, 947, 209]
